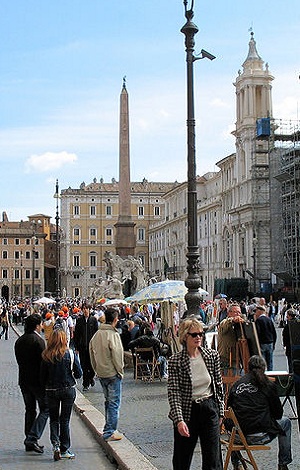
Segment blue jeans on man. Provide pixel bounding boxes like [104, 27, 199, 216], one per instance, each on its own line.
[260, 343, 274, 370]
[232, 417, 292, 467]
[99, 375, 122, 440]
[46, 386, 76, 452]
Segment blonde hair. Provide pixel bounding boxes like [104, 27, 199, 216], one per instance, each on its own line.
[42, 329, 68, 363]
[178, 317, 203, 345]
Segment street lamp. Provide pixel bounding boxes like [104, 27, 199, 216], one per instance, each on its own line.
[20, 251, 23, 299]
[253, 235, 258, 295]
[181, 0, 215, 316]
[32, 236, 36, 299]
[54, 179, 60, 299]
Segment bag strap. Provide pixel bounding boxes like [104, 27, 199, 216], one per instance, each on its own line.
[69, 348, 74, 371]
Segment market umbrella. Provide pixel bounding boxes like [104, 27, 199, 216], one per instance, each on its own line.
[127, 280, 209, 304]
[33, 296, 56, 304]
[103, 298, 128, 306]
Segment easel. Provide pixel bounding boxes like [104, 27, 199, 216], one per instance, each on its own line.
[222, 322, 251, 406]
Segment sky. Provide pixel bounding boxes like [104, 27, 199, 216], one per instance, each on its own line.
[1, 0, 299, 222]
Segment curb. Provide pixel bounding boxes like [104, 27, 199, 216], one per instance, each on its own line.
[74, 390, 158, 470]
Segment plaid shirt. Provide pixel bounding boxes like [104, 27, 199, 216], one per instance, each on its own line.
[167, 345, 224, 426]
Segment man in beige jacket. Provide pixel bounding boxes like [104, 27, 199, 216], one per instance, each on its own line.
[89, 308, 124, 441]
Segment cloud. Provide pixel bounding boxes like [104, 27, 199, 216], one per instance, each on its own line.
[25, 151, 78, 173]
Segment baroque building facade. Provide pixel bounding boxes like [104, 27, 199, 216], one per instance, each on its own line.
[0, 213, 57, 300]
[59, 179, 178, 298]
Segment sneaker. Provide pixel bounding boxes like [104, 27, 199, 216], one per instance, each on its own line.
[60, 450, 75, 459]
[53, 446, 61, 461]
[105, 431, 123, 442]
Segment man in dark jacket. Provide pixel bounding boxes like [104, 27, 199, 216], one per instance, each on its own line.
[74, 303, 98, 391]
[228, 355, 292, 470]
[128, 326, 168, 378]
[255, 305, 277, 370]
[14, 313, 49, 453]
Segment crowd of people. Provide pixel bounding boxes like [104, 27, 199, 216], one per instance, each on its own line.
[2, 292, 298, 468]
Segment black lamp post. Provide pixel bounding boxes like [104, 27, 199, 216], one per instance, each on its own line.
[32, 235, 36, 300]
[181, 0, 215, 316]
[20, 251, 23, 299]
[54, 179, 60, 299]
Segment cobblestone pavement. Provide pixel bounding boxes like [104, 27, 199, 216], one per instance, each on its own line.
[84, 326, 300, 470]
[0, 328, 117, 470]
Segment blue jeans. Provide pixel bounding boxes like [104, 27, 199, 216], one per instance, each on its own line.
[158, 356, 168, 376]
[21, 384, 49, 445]
[260, 343, 274, 370]
[99, 375, 122, 440]
[46, 386, 76, 452]
[232, 417, 292, 467]
[273, 417, 292, 466]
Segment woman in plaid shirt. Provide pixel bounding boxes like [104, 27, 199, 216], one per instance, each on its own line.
[168, 317, 224, 470]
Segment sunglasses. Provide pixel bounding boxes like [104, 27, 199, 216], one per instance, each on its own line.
[187, 332, 203, 338]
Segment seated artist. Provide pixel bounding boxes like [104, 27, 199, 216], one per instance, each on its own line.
[128, 326, 168, 379]
[227, 355, 292, 470]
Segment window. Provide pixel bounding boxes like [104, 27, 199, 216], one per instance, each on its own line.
[106, 206, 112, 216]
[106, 228, 112, 236]
[25, 251, 30, 259]
[3, 239, 7, 245]
[15, 251, 20, 260]
[34, 251, 39, 259]
[106, 240, 112, 245]
[90, 206, 96, 216]
[90, 274, 96, 279]
[26, 239, 30, 245]
[74, 287, 80, 297]
[74, 274, 80, 279]
[34, 269, 39, 279]
[138, 228, 145, 241]
[90, 253, 96, 267]
[25, 270, 31, 279]
[2, 251, 8, 259]
[90, 228, 96, 236]
[138, 206, 144, 216]
[74, 205, 80, 216]
[74, 228, 80, 236]
[73, 255, 80, 267]
[90, 240, 96, 244]
[15, 238, 20, 245]
[2, 269, 7, 279]
[154, 206, 160, 216]
[15, 269, 20, 279]
[74, 240, 80, 245]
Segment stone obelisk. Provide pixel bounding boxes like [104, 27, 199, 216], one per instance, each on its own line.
[115, 77, 136, 256]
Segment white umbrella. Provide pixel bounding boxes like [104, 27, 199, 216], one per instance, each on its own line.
[128, 280, 210, 303]
[103, 298, 128, 306]
[33, 296, 56, 305]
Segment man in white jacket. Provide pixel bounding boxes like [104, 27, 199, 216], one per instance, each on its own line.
[89, 308, 124, 441]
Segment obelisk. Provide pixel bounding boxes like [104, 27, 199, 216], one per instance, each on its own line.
[114, 77, 136, 256]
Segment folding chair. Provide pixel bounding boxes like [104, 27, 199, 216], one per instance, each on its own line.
[134, 347, 161, 383]
[221, 407, 271, 470]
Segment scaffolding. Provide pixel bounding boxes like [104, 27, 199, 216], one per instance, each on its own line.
[271, 119, 300, 299]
